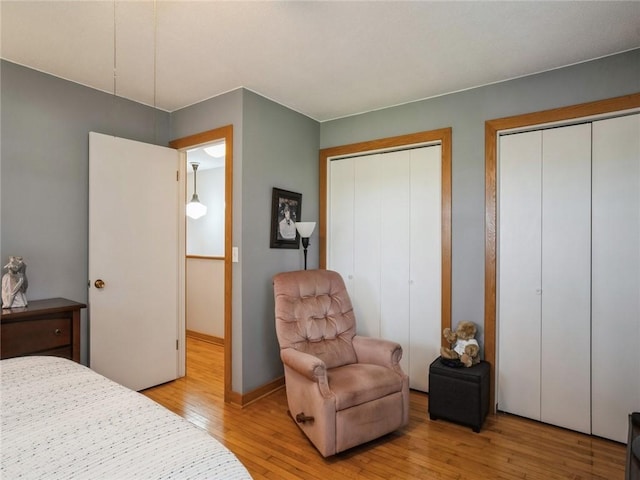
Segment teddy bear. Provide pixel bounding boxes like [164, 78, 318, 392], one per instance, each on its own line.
[440, 321, 480, 367]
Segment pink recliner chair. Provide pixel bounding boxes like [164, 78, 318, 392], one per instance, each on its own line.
[273, 269, 409, 457]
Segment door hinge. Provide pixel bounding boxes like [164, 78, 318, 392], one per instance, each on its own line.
[176, 339, 179, 350]
[176, 170, 179, 181]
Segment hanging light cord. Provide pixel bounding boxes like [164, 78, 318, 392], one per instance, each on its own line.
[113, 0, 117, 97]
[153, 0, 157, 110]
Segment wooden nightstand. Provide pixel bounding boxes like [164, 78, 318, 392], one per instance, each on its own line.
[1, 298, 86, 363]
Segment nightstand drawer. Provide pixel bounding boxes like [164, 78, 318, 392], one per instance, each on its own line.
[1, 318, 71, 358]
[1, 298, 86, 362]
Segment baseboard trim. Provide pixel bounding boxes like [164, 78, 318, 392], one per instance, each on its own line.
[227, 376, 286, 408]
[186, 330, 224, 346]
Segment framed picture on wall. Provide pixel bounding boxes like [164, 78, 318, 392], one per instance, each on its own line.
[270, 188, 301, 249]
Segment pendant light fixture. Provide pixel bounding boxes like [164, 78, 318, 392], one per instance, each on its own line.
[186, 162, 207, 219]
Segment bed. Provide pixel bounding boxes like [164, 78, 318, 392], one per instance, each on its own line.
[1, 356, 252, 479]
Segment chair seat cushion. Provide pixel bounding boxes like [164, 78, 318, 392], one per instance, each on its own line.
[328, 363, 404, 411]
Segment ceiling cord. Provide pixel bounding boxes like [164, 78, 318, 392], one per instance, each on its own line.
[113, 0, 117, 97]
[153, 0, 157, 110]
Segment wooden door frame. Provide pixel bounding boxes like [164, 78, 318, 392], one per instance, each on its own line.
[485, 93, 640, 413]
[319, 128, 452, 344]
[170, 125, 234, 403]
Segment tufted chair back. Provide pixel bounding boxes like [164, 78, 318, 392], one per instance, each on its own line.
[274, 269, 357, 369]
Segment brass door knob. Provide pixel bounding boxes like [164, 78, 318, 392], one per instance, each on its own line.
[94, 279, 105, 289]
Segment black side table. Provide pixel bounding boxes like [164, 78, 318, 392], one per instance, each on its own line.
[428, 356, 490, 432]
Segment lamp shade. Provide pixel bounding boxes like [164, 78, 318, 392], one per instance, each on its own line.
[295, 222, 316, 238]
[186, 194, 207, 219]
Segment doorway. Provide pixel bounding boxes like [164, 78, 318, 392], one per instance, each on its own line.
[185, 142, 226, 344]
[170, 125, 234, 402]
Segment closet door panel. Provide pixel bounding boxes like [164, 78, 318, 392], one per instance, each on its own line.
[353, 155, 382, 338]
[592, 113, 640, 442]
[540, 124, 592, 434]
[329, 158, 355, 292]
[497, 131, 543, 420]
[380, 151, 411, 376]
[409, 145, 442, 392]
[328, 144, 445, 391]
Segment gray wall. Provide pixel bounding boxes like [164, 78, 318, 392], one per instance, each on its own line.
[1, 61, 170, 364]
[2, 49, 638, 395]
[241, 90, 319, 391]
[320, 49, 640, 346]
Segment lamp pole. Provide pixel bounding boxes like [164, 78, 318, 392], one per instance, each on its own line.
[301, 237, 310, 270]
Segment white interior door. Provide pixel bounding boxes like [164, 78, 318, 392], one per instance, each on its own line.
[353, 154, 382, 338]
[89, 132, 182, 392]
[498, 112, 638, 442]
[539, 124, 592, 434]
[592, 113, 640, 442]
[498, 130, 543, 420]
[380, 150, 411, 376]
[328, 156, 355, 292]
[409, 145, 442, 392]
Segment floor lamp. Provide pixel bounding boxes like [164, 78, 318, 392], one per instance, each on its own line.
[295, 222, 316, 270]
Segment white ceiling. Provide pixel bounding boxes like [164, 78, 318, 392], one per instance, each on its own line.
[2, 1, 639, 122]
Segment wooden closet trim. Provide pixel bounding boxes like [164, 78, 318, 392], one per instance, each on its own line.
[319, 128, 452, 339]
[170, 125, 237, 405]
[485, 93, 640, 413]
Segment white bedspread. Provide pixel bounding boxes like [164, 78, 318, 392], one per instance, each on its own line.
[1, 356, 252, 479]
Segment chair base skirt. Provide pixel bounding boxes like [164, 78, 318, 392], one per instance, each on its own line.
[336, 391, 406, 454]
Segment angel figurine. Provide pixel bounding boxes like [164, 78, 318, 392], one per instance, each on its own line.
[2, 256, 28, 308]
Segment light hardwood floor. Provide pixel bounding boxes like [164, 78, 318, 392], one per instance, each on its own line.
[142, 337, 625, 479]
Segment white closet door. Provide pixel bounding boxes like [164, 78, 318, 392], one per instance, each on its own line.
[498, 130, 543, 420]
[409, 146, 442, 392]
[540, 124, 592, 434]
[592, 113, 640, 442]
[328, 145, 443, 391]
[380, 150, 411, 376]
[353, 154, 382, 337]
[329, 155, 380, 337]
[329, 158, 355, 292]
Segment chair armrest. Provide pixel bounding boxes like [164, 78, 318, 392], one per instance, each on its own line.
[352, 335, 403, 370]
[281, 348, 327, 383]
[281, 348, 331, 398]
